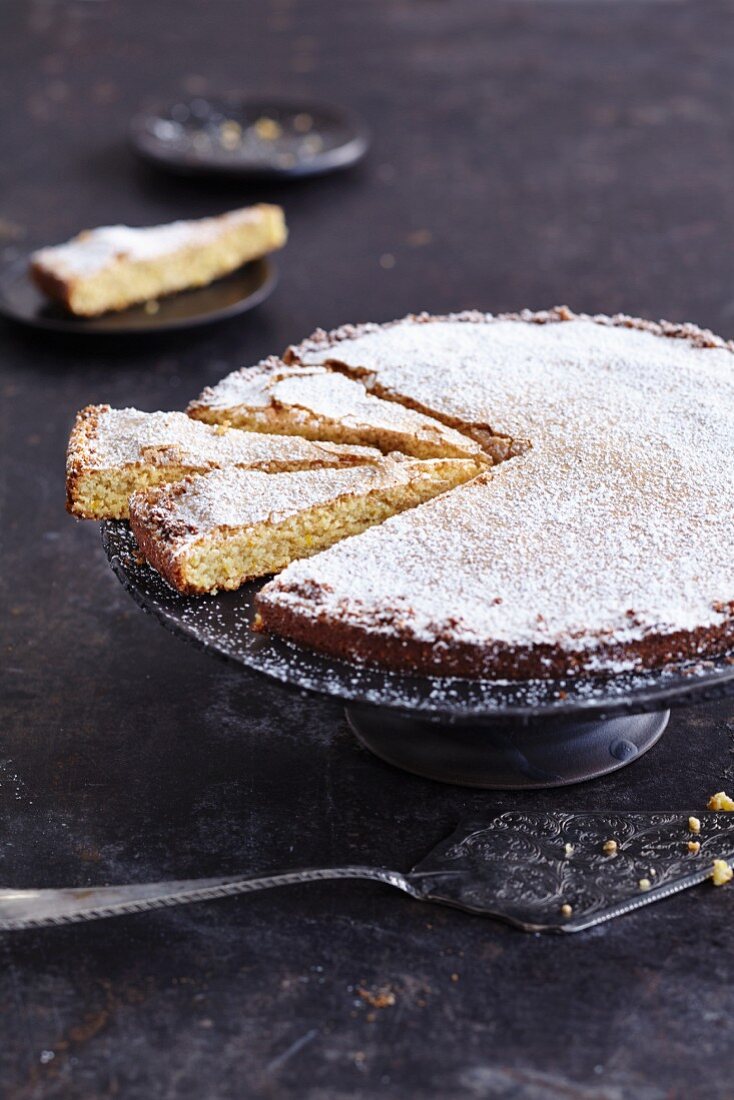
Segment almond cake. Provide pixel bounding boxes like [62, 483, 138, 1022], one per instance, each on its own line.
[31, 204, 286, 316]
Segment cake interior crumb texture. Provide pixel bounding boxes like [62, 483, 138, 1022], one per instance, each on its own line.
[66, 405, 382, 520]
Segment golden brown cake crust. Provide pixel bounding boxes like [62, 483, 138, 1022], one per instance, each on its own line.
[128, 477, 197, 595]
[66, 404, 107, 515]
[255, 592, 734, 681]
[285, 304, 734, 360]
[30, 266, 75, 311]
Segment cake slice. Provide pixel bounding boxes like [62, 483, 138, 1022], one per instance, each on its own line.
[128, 456, 480, 595]
[285, 321, 533, 463]
[66, 405, 381, 520]
[31, 204, 286, 316]
[187, 358, 485, 461]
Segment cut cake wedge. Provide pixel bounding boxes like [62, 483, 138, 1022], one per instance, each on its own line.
[128, 456, 480, 595]
[187, 358, 485, 460]
[66, 405, 382, 520]
[31, 204, 286, 316]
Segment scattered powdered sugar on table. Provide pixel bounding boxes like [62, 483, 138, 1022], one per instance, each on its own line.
[267, 312, 734, 660]
[32, 207, 262, 279]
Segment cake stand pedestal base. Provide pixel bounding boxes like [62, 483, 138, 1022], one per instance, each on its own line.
[345, 706, 670, 789]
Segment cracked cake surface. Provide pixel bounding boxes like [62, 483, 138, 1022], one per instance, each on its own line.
[252, 308, 734, 678]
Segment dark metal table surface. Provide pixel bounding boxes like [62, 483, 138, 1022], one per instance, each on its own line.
[2, 2, 734, 1097]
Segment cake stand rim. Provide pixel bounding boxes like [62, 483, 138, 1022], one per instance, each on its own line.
[101, 520, 734, 724]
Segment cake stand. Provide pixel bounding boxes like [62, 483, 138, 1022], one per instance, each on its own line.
[102, 522, 734, 790]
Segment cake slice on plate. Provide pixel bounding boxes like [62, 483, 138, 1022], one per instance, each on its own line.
[187, 358, 485, 460]
[31, 204, 286, 316]
[66, 404, 381, 520]
[128, 456, 480, 595]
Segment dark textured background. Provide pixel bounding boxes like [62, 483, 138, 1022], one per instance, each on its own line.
[2, 2, 734, 1097]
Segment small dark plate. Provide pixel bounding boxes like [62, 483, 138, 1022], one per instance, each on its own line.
[0, 256, 277, 336]
[130, 97, 369, 179]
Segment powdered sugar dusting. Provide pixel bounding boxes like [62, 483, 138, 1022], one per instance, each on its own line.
[190, 357, 482, 454]
[133, 457, 453, 551]
[191, 359, 307, 410]
[264, 312, 734, 667]
[33, 207, 263, 279]
[75, 406, 380, 471]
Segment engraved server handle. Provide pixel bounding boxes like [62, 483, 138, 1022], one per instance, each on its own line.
[0, 867, 420, 932]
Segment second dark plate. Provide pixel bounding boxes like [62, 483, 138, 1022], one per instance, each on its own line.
[0, 256, 277, 336]
[130, 97, 369, 179]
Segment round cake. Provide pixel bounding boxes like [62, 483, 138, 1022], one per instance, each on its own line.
[254, 308, 734, 679]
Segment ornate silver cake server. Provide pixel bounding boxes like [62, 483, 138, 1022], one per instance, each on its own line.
[2, 811, 733, 934]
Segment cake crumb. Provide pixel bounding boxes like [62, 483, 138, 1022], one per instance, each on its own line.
[560, 903, 573, 917]
[707, 792, 734, 811]
[602, 839, 618, 855]
[254, 117, 282, 141]
[638, 878, 652, 892]
[688, 816, 701, 833]
[357, 986, 396, 1009]
[712, 859, 733, 886]
[563, 843, 574, 858]
[407, 228, 433, 247]
[219, 120, 242, 149]
[688, 840, 701, 854]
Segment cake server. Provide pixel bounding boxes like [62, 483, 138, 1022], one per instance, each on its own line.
[2, 811, 733, 934]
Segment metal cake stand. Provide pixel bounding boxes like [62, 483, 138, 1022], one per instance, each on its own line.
[102, 522, 734, 790]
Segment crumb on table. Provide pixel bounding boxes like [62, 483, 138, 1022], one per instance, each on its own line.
[357, 986, 396, 1009]
[707, 792, 734, 811]
[712, 859, 733, 886]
